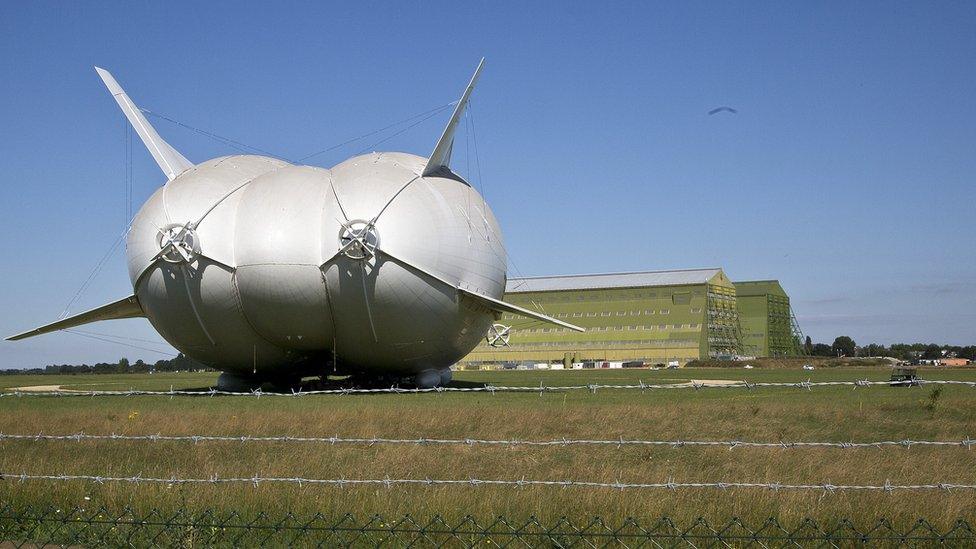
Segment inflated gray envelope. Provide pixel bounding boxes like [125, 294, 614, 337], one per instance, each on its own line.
[7, 59, 583, 390]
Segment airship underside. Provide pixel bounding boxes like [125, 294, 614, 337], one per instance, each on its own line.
[7, 60, 584, 390]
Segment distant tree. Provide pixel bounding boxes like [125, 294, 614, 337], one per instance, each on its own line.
[922, 344, 943, 360]
[832, 336, 856, 357]
[804, 336, 813, 355]
[811, 343, 833, 356]
[863, 343, 885, 357]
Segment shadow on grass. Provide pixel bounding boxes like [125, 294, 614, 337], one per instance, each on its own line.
[177, 377, 489, 395]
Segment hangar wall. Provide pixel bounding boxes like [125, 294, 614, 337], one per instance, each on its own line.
[462, 269, 742, 367]
[734, 280, 803, 357]
[460, 269, 802, 368]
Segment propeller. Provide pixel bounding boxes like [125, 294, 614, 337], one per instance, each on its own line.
[132, 171, 282, 346]
[487, 324, 511, 347]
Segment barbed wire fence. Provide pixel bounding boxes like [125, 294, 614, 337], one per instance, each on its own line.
[4, 379, 975, 545]
[1, 378, 973, 398]
[0, 505, 973, 547]
[3, 472, 976, 494]
[2, 431, 975, 450]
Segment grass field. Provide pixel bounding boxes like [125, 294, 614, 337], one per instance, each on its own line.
[1, 367, 975, 528]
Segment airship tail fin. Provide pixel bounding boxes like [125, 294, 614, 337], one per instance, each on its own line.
[5, 295, 144, 341]
[422, 58, 485, 177]
[459, 288, 586, 332]
[94, 67, 194, 181]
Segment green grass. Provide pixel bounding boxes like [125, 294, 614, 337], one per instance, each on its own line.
[1, 367, 975, 528]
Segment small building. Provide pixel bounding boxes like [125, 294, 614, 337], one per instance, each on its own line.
[940, 358, 971, 367]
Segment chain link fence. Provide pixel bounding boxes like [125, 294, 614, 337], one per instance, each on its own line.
[0, 505, 973, 547]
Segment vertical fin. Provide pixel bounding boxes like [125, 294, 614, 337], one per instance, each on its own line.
[422, 58, 485, 177]
[94, 67, 194, 180]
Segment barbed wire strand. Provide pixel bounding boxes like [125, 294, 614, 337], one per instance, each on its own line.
[1, 432, 973, 450]
[1, 379, 973, 398]
[2, 472, 974, 493]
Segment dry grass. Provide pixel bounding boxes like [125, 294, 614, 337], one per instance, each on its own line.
[1, 368, 975, 527]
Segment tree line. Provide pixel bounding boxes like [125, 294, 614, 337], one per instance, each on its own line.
[0, 353, 210, 376]
[803, 336, 976, 361]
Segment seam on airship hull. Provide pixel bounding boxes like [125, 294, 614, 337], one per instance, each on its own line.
[234, 265, 333, 351]
[230, 270, 289, 353]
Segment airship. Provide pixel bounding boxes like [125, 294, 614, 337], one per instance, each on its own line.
[7, 60, 583, 390]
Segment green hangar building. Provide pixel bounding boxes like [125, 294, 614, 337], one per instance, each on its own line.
[461, 269, 802, 367]
[734, 280, 804, 358]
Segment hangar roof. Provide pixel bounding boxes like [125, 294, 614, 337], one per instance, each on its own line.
[506, 268, 726, 293]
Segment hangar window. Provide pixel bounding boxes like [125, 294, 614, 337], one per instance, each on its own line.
[690, 307, 702, 313]
[645, 310, 655, 315]
[601, 312, 611, 317]
[586, 312, 596, 317]
[616, 311, 626, 316]
[659, 309, 670, 314]
[572, 312, 582, 317]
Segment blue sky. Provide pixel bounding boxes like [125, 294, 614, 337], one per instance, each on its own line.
[1, 2, 974, 368]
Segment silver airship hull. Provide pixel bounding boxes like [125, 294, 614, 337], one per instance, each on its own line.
[129, 152, 505, 383]
[6, 60, 584, 390]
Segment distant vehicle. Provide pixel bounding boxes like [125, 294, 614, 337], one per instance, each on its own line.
[743, 364, 754, 369]
[802, 364, 815, 371]
[667, 360, 680, 369]
[890, 367, 920, 387]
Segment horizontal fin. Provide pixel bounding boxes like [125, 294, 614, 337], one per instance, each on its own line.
[422, 58, 485, 177]
[6, 295, 144, 341]
[94, 67, 193, 180]
[459, 288, 585, 332]
[373, 247, 582, 332]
